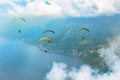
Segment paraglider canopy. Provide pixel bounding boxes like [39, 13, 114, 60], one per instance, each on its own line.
[80, 28, 89, 32]
[12, 17, 26, 22]
[43, 30, 55, 34]
[40, 37, 53, 43]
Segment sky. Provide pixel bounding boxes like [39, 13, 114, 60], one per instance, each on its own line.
[0, 0, 120, 17]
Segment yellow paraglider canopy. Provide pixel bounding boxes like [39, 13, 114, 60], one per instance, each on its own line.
[12, 17, 26, 22]
[40, 37, 53, 43]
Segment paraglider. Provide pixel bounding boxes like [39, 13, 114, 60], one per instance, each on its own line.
[80, 28, 89, 32]
[40, 37, 53, 43]
[18, 30, 21, 33]
[43, 30, 55, 34]
[80, 27, 90, 40]
[44, 50, 48, 53]
[12, 17, 26, 22]
[12, 17, 25, 34]
[82, 37, 85, 40]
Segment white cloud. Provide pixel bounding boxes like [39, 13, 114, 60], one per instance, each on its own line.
[0, 0, 62, 17]
[46, 35, 120, 80]
[53, 0, 120, 17]
[46, 62, 67, 80]
[23, 0, 62, 16]
[0, 0, 120, 17]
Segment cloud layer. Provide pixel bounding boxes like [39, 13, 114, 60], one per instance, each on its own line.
[46, 35, 120, 80]
[0, 0, 120, 17]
